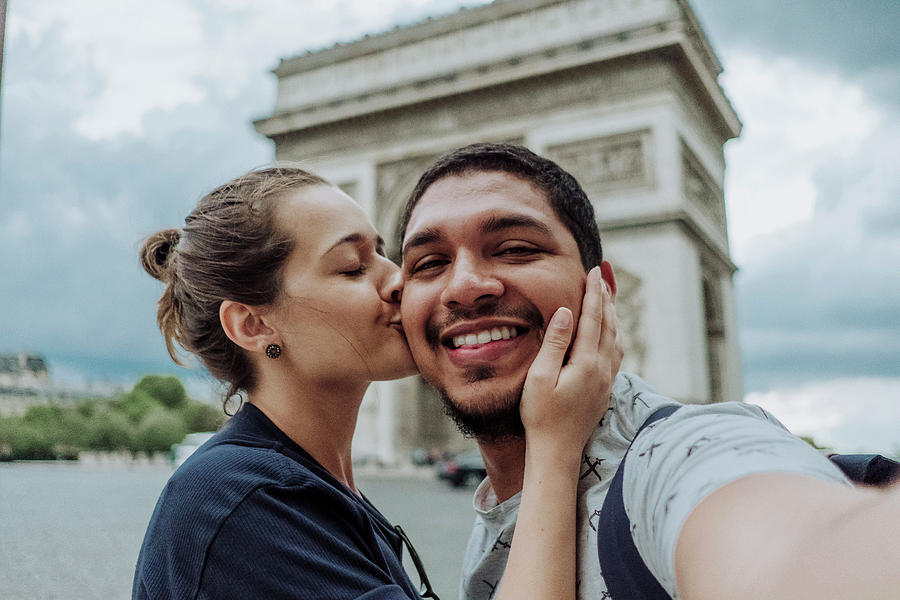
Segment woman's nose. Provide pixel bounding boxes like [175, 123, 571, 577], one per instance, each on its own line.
[383, 264, 404, 304]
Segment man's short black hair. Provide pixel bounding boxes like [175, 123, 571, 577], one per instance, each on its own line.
[399, 143, 602, 270]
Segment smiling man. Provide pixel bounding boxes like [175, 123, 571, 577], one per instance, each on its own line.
[398, 143, 900, 600]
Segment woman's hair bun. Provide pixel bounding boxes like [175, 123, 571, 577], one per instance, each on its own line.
[140, 228, 181, 281]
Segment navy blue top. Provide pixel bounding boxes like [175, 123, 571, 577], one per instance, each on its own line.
[133, 403, 419, 600]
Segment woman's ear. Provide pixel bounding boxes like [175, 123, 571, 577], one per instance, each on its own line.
[600, 261, 617, 300]
[220, 300, 276, 354]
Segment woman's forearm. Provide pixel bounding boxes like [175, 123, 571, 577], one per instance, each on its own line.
[494, 443, 583, 600]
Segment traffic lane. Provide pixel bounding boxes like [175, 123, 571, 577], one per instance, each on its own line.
[359, 471, 478, 599]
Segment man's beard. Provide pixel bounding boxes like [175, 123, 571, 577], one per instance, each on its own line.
[437, 382, 525, 442]
[422, 299, 545, 442]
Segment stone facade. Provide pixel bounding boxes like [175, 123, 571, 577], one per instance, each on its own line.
[255, 0, 743, 463]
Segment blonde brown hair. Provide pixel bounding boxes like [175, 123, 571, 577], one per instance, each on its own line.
[140, 167, 328, 401]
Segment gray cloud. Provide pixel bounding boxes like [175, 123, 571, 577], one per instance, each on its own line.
[692, 0, 900, 111]
[736, 131, 900, 391]
[0, 27, 272, 387]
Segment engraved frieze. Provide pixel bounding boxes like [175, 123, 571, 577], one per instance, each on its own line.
[547, 130, 653, 195]
[681, 143, 725, 230]
[274, 0, 675, 113]
[612, 266, 647, 376]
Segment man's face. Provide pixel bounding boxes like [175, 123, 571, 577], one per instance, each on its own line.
[400, 171, 586, 439]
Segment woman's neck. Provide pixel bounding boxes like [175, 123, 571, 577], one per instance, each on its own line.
[249, 375, 368, 493]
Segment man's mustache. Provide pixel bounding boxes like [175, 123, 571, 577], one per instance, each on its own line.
[424, 300, 545, 349]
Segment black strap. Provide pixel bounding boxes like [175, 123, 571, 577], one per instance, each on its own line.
[597, 404, 679, 600]
[596, 404, 900, 600]
[829, 453, 900, 487]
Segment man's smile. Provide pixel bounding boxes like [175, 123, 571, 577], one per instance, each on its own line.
[449, 325, 520, 348]
[435, 318, 537, 368]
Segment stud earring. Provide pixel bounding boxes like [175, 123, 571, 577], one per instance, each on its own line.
[265, 344, 282, 359]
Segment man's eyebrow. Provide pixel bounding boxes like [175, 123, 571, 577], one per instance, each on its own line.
[401, 228, 444, 257]
[481, 214, 553, 237]
[401, 215, 554, 257]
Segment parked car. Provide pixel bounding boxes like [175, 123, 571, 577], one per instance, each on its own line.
[436, 449, 486, 488]
[170, 431, 215, 467]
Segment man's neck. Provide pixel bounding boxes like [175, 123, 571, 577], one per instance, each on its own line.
[478, 436, 527, 503]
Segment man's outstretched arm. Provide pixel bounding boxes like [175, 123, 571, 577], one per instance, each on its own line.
[675, 472, 900, 600]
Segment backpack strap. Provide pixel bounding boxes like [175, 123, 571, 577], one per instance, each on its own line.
[597, 404, 680, 600]
[829, 453, 900, 487]
[597, 404, 900, 600]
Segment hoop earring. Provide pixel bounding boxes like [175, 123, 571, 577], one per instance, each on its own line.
[265, 344, 282, 359]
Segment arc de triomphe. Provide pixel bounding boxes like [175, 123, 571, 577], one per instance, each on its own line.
[254, 0, 742, 463]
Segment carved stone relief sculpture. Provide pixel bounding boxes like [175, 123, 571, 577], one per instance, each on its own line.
[546, 130, 653, 197]
[609, 266, 647, 376]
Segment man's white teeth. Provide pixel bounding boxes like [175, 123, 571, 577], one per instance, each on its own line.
[452, 326, 518, 348]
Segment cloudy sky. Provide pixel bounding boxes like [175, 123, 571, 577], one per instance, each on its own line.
[1, 0, 898, 452]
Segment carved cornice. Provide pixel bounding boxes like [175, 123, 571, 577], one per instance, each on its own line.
[255, 0, 739, 142]
[600, 210, 737, 274]
[274, 0, 572, 77]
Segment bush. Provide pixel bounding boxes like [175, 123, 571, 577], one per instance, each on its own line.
[76, 399, 98, 418]
[87, 409, 134, 451]
[23, 404, 66, 427]
[136, 410, 188, 454]
[0, 417, 19, 460]
[134, 375, 188, 410]
[10, 424, 56, 460]
[115, 389, 161, 424]
[180, 401, 227, 433]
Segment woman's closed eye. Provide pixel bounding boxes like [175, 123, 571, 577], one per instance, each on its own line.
[340, 264, 367, 277]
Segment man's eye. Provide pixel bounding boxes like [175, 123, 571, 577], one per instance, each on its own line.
[497, 245, 539, 256]
[410, 257, 447, 274]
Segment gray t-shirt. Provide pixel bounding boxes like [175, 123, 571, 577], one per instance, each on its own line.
[459, 373, 849, 599]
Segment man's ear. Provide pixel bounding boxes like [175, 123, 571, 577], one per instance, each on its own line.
[219, 300, 276, 354]
[600, 261, 617, 300]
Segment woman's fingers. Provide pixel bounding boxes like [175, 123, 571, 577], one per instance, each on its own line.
[525, 306, 574, 390]
[569, 266, 605, 361]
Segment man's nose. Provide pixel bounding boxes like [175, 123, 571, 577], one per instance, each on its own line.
[439, 254, 503, 308]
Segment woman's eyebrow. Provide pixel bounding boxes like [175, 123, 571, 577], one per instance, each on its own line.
[324, 232, 380, 256]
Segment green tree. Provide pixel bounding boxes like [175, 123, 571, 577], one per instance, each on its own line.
[21, 404, 88, 459]
[0, 416, 19, 460]
[76, 398, 98, 418]
[136, 410, 187, 454]
[10, 423, 56, 460]
[115, 389, 161, 424]
[133, 375, 188, 410]
[87, 409, 134, 451]
[799, 435, 831, 452]
[179, 400, 227, 433]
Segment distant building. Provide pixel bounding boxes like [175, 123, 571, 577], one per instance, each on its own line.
[0, 353, 53, 415]
[0, 353, 50, 393]
[254, 0, 742, 464]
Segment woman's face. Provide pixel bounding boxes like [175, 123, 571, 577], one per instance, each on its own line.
[268, 185, 416, 384]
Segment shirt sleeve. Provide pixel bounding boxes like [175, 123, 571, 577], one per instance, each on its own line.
[197, 481, 417, 600]
[622, 401, 850, 598]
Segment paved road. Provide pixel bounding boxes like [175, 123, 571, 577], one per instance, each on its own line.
[0, 462, 477, 600]
[360, 471, 477, 599]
